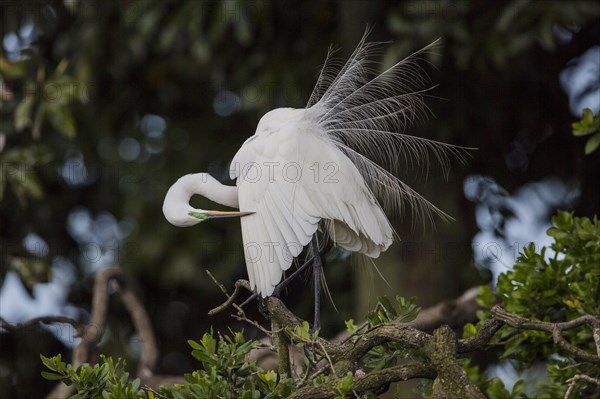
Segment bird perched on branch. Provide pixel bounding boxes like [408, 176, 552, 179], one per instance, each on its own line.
[163, 34, 469, 328]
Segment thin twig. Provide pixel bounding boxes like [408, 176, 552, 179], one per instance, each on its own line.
[205, 273, 271, 335]
[340, 320, 370, 345]
[564, 374, 600, 399]
[142, 386, 169, 399]
[231, 312, 272, 337]
[317, 341, 337, 380]
[207, 274, 253, 315]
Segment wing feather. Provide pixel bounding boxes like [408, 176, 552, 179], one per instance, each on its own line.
[268, 183, 317, 242]
[233, 124, 392, 296]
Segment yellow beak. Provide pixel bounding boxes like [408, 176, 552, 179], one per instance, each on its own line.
[188, 210, 254, 221]
[204, 210, 255, 219]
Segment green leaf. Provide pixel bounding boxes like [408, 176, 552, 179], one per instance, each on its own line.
[47, 105, 76, 139]
[0, 57, 27, 79]
[1, 146, 53, 166]
[584, 132, 600, 154]
[345, 319, 357, 333]
[572, 108, 597, 136]
[8, 169, 44, 199]
[486, 377, 510, 397]
[14, 96, 35, 131]
[293, 321, 312, 341]
[41, 371, 64, 381]
[463, 323, 478, 338]
[131, 378, 141, 391]
[338, 371, 353, 393]
[476, 285, 496, 308]
[188, 339, 203, 350]
[234, 339, 255, 356]
[54, 59, 69, 77]
[573, 108, 600, 156]
[40, 354, 60, 372]
[552, 211, 573, 230]
[510, 379, 524, 397]
[378, 296, 397, 318]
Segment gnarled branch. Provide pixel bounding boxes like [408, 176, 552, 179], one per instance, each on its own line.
[491, 305, 600, 365]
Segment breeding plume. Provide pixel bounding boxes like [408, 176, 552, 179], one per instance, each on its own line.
[163, 35, 467, 306]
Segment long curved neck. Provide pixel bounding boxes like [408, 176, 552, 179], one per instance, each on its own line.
[180, 173, 239, 209]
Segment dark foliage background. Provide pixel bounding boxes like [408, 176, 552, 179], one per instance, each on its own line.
[0, 1, 599, 397]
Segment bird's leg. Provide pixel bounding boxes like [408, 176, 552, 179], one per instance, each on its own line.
[272, 232, 332, 298]
[272, 256, 314, 297]
[310, 235, 322, 333]
[239, 233, 332, 312]
[303, 235, 323, 365]
[239, 292, 258, 309]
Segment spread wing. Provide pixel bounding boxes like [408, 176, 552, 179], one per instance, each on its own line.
[231, 126, 393, 297]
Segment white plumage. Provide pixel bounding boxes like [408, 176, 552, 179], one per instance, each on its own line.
[163, 35, 468, 297]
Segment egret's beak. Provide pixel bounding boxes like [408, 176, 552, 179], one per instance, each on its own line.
[188, 210, 254, 220]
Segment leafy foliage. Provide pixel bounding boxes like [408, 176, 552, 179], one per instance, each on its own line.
[41, 328, 380, 398]
[467, 211, 600, 398]
[42, 330, 296, 399]
[40, 354, 146, 399]
[0, 54, 83, 205]
[461, 360, 526, 399]
[40, 297, 430, 398]
[363, 296, 425, 372]
[572, 108, 600, 154]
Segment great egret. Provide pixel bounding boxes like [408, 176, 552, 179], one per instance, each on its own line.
[163, 35, 468, 326]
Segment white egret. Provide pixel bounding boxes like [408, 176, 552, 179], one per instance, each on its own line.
[163, 35, 468, 327]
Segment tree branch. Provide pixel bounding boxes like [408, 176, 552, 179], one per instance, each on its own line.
[491, 305, 600, 365]
[457, 318, 504, 353]
[113, 272, 159, 378]
[341, 323, 431, 365]
[288, 362, 436, 399]
[0, 316, 82, 334]
[428, 326, 485, 399]
[265, 295, 489, 397]
[44, 267, 173, 398]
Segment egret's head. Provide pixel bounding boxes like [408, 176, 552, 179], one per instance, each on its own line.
[162, 174, 253, 227]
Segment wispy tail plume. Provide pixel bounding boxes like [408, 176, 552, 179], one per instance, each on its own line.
[307, 32, 473, 227]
